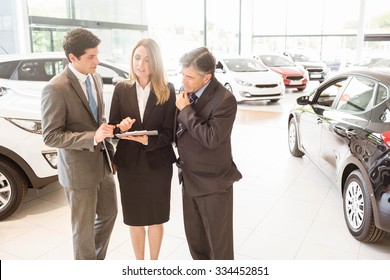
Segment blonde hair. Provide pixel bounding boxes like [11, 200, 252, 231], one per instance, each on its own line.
[128, 38, 169, 104]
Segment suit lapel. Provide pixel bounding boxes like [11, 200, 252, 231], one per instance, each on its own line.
[126, 84, 142, 124]
[193, 78, 217, 112]
[91, 74, 103, 123]
[66, 68, 91, 114]
[65, 67, 100, 125]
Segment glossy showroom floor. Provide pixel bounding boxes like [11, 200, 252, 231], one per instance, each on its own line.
[1, 81, 390, 260]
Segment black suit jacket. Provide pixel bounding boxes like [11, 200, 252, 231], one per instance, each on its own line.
[109, 81, 177, 170]
[176, 77, 242, 196]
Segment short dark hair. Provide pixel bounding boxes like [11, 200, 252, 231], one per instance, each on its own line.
[62, 28, 101, 61]
[179, 47, 216, 77]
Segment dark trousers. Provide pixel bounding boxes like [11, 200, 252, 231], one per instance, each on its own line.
[182, 186, 234, 260]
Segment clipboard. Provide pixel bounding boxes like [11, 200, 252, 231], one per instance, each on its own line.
[116, 130, 158, 138]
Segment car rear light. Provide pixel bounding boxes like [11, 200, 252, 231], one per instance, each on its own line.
[380, 131, 390, 148]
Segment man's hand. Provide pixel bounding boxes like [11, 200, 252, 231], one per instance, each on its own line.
[175, 90, 190, 111]
[94, 123, 115, 143]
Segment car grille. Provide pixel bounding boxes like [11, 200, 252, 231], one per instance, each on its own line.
[306, 68, 323, 73]
[255, 84, 279, 88]
[249, 93, 282, 97]
[286, 76, 304, 80]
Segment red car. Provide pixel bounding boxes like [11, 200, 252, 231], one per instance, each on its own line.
[255, 54, 309, 91]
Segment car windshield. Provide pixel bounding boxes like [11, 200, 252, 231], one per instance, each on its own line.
[223, 58, 267, 72]
[291, 54, 316, 62]
[260, 55, 295, 67]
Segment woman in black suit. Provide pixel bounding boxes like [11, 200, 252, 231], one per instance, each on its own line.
[109, 38, 176, 260]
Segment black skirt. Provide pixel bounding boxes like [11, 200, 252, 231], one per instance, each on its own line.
[117, 151, 173, 226]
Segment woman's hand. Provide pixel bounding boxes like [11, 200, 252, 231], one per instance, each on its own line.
[116, 117, 136, 132]
[121, 134, 148, 145]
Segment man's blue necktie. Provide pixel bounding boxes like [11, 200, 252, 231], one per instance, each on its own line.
[176, 93, 198, 138]
[85, 76, 98, 122]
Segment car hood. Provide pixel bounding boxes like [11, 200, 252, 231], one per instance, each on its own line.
[0, 88, 41, 119]
[270, 66, 304, 76]
[228, 70, 282, 83]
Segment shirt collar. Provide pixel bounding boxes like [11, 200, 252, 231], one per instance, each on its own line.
[68, 63, 89, 82]
[193, 80, 211, 98]
[135, 80, 151, 92]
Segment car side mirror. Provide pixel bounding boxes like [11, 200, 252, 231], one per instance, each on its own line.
[297, 95, 310, 105]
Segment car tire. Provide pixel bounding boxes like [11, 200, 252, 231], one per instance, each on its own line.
[269, 99, 279, 103]
[288, 118, 304, 157]
[343, 170, 386, 242]
[0, 160, 28, 220]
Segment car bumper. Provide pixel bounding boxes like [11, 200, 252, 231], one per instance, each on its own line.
[233, 85, 285, 101]
[237, 91, 285, 101]
[0, 118, 58, 180]
[284, 79, 307, 89]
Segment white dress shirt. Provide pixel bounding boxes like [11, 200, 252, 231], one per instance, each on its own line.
[135, 81, 151, 123]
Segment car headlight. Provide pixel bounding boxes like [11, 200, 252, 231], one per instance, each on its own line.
[235, 78, 252, 87]
[5, 118, 42, 134]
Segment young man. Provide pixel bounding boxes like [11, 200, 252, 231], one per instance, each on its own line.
[41, 28, 117, 259]
[175, 47, 242, 260]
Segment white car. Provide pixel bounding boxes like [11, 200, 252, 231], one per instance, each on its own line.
[215, 56, 285, 103]
[0, 87, 58, 220]
[0, 52, 129, 116]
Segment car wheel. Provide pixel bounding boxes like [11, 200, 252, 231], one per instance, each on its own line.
[0, 160, 28, 220]
[343, 170, 386, 242]
[288, 118, 304, 157]
[224, 83, 233, 93]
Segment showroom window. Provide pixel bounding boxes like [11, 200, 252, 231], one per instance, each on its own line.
[26, 0, 147, 58]
[252, 0, 390, 68]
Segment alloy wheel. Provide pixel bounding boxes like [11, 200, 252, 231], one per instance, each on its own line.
[344, 180, 364, 230]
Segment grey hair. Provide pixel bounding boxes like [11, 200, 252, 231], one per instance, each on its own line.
[179, 47, 216, 77]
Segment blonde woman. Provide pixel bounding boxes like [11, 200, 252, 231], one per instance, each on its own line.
[109, 38, 176, 260]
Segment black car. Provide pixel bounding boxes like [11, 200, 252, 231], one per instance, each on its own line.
[288, 69, 390, 243]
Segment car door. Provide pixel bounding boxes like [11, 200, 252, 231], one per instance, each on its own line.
[319, 75, 374, 180]
[298, 79, 342, 164]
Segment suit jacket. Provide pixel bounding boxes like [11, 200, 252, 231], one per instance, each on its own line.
[41, 66, 114, 189]
[109, 81, 177, 170]
[176, 77, 242, 197]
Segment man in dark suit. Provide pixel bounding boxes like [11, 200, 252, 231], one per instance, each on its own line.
[41, 28, 117, 259]
[175, 47, 242, 260]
